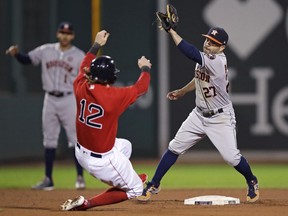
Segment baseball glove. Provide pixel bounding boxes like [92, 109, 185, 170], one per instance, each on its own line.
[156, 12, 171, 32]
[156, 4, 179, 32]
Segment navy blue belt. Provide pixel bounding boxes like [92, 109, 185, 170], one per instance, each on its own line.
[76, 143, 102, 158]
[197, 107, 223, 118]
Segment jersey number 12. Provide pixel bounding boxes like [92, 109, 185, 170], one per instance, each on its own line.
[78, 99, 104, 129]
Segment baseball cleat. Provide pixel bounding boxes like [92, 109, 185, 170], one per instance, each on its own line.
[61, 196, 85, 211]
[246, 178, 259, 203]
[32, 177, 54, 191]
[75, 175, 86, 190]
[137, 191, 152, 202]
[137, 181, 161, 202]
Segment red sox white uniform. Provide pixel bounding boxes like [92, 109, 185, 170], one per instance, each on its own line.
[28, 43, 85, 148]
[74, 52, 150, 198]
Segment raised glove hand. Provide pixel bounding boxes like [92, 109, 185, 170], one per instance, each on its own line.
[156, 4, 179, 32]
[167, 4, 179, 30]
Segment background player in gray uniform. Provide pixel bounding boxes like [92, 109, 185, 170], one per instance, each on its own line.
[137, 26, 259, 203]
[6, 22, 86, 190]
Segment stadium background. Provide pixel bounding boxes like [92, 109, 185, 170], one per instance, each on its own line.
[0, 0, 287, 162]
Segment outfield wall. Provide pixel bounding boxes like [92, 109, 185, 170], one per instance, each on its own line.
[0, 0, 287, 162]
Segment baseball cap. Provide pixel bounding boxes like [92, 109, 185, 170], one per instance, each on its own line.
[202, 27, 228, 45]
[58, 22, 74, 34]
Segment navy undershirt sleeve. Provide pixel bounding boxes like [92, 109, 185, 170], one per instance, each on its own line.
[15, 52, 32, 64]
[177, 40, 202, 65]
[88, 42, 101, 55]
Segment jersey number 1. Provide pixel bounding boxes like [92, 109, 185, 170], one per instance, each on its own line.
[79, 99, 104, 129]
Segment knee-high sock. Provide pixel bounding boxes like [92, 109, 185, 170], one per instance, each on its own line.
[151, 149, 179, 187]
[234, 156, 256, 182]
[45, 148, 56, 180]
[81, 187, 128, 209]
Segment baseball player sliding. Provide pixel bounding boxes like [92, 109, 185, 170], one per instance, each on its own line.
[60, 30, 151, 211]
[137, 4, 259, 203]
[6, 22, 86, 190]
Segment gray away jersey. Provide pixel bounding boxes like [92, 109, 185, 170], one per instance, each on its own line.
[194, 52, 231, 110]
[28, 42, 85, 92]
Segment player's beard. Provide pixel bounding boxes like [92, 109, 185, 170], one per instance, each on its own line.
[203, 46, 218, 55]
[203, 46, 212, 55]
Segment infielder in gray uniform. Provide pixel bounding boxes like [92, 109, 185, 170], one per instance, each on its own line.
[6, 22, 85, 190]
[138, 26, 259, 202]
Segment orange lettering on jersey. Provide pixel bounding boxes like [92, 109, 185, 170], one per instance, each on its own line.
[195, 69, 210, 83]
[46, 60, 73, 73]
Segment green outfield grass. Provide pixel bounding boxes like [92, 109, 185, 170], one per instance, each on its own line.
[0, 162, 287, 189]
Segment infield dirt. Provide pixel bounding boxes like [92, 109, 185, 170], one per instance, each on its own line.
[0, 188, 287, 216]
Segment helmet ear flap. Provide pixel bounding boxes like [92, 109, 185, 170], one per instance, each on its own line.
[111, 76, 116, 84]
[112, 68, 120, 83]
